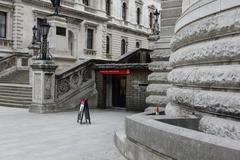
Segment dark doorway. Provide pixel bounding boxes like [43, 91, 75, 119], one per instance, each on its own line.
[112, 76, 126, 107]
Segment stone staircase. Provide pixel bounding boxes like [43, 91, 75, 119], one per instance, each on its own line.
[0, 70, 32, 108]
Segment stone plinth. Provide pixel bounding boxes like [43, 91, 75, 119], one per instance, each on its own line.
[29, 60, 58, 113]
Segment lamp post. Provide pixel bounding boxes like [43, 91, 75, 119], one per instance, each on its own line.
[40, 19, 51, 60]
[153, 9, 160, 35]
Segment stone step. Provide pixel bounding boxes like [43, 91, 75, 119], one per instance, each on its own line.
[0, 70, 29, 84]
[0, 83, 32, 108]
[150, 49, 171, 61]
[0, 85, 32, 91]
[148, 72, 169, 83]
[161, 0, 183, 9]
[0, 89, 31, 95]
[0, 101, 30, 108]
[147, 84, 171, 95]
[0, 98, 31, 104]
[0, 92, 32, 98]
[146, 95, 169, 107]
[0, 95, 32, 101]
[148, 61, 171, 72]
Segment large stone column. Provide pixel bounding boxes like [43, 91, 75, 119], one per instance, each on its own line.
[168, 0, 240, 140]
[146, 0, 182, 109]
[29, 60, 58, 113]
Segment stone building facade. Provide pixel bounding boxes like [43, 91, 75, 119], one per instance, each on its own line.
[115, 0, 240, 160]
[0, 0, 160, 67]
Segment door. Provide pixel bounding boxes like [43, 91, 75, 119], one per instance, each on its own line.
[112, 76, 126, 108]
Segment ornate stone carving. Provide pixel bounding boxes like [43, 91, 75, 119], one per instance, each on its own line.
[57, 78, 70, 97]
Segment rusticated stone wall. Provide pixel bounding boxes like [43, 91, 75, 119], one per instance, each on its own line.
[146, 0, 182, 108]
[167, 0, 240, 140]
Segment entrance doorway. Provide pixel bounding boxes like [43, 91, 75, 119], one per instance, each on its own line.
[111, 75, 127, 108]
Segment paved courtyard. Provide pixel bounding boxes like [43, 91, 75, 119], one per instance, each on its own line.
[0, 107, 134, 160]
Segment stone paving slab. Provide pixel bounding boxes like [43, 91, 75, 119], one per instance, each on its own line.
[0, 107, 133, 160]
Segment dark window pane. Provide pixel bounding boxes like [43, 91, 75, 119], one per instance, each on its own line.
[87, 29, 94, 49]
[136, 42, 140, 48]
[122, 3, 127, 21]
[56, 27, 66, 36]
[37, 18, 44, 42]
[137, 8, 141, 25]
[106, 0, 111, 16]
[0, 12, 6, 38]
[106, 36, 110, 54]
[149, 12, 153, 28]
[121, 39, 126, 55]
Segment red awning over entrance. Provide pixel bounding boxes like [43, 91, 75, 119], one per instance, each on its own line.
[98, 69, 130, 75]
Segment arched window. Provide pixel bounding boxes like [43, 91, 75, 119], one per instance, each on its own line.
[137, 8, 141, 25]
[121, 39, 126, 55]
[149, 12, 153, 28]
[136, 42, 140, 48]
[122, 2, 127, 21]
[106, 36, 110, 54]
[106, 0, 111, 16]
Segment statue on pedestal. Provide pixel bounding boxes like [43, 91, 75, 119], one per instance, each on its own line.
[50, 0, 61, 15]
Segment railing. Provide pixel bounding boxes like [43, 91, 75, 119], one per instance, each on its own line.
[0, 55, 16, 74]
[84, 49, 97, 56]
[55, 60, 96, 106]
[0, 39, 13, 48]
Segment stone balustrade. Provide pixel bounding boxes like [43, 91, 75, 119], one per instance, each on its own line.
[0, 39, 13, 48]
[54, 60, 97, 110]
[84, 49, 97, 56]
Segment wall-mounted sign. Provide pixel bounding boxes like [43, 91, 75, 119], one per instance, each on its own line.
[98, 69, 130, 75]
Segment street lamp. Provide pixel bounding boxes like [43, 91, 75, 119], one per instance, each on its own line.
[153, 9, 160, 35]
[32, 25, 37, 45]
[40, 19, 51, 60]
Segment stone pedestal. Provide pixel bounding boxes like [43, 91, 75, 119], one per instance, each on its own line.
[29, 60, 58, 113]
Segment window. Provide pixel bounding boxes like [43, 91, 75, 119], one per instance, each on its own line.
[121, 39, 127, 55]
[149, 12, 153, 28]
[87, 28, 94, 49]
[137, 8, 141, 25]
[122, 2, 127, 21]
[83, 0, 89, 6]
[106, 35, 110, 54]
[56, 27, 66, 36]
[136, 42, 140, 48]
[106, 0, 111, 16]
[0, 12, 6, 38]
[37, 18, 44, 42]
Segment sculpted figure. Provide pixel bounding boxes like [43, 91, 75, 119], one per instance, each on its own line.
[50, 0, 61, 15]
